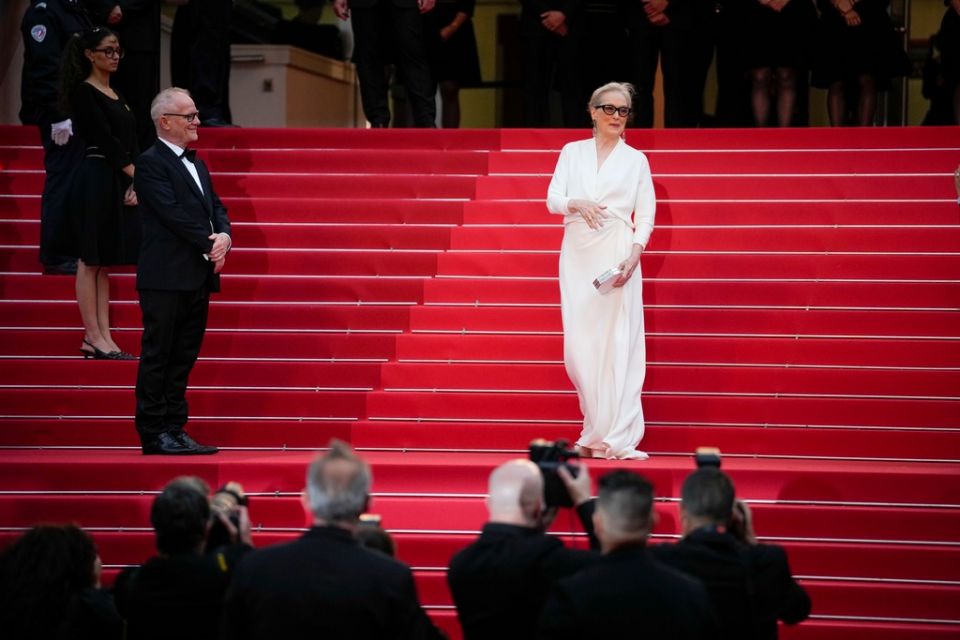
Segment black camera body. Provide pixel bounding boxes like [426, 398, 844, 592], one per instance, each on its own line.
[529, 439, 580, 508]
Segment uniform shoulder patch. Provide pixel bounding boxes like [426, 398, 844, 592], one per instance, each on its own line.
[30, 24, 47, 42]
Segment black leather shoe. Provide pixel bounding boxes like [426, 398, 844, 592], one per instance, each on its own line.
[142, 432, 203, 455]
[175, 431, 219, 455]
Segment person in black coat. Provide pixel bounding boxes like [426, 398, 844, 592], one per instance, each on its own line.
[332, 0, 437, 127]
[19, 0, 91, 274]
[448, 459, 599, 640]
[134, 86, 231, 455]
[538, 470, 718, 639]
[520, 0, 586, 127]
[221, 441, 442, 639]
[83, 0, 162, 150]
[170, 0, 234, 127]
[651, 467, 811, 640]
[114, 477, 253, 640]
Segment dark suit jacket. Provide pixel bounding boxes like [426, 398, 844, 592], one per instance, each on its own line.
[448, 502, 599, 640]
[221, 526, 440, 640]
[134, 140, 230, 292]
[113, 545, 251, 640]
[538, 543, 718, 639]
[651, 528, 812, 640]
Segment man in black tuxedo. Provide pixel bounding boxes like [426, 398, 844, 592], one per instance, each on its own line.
[651, 467, 811, 640]
[133, 87, 231, 455]
[448, 459, 599, 639]
[538, 470, 718, 638]
[332, 0, 437, 127]
[221, 440, 442, 639]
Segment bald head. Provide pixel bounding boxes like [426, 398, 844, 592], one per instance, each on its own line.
[486, 460, 544, 527]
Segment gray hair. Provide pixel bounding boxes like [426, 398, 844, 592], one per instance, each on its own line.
[588, 81, 635, 113]
[149, 87, 192, 125]
[305, 439, 371, 524]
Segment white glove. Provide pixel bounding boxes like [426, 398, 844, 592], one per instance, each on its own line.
[51, 119, 73, 146]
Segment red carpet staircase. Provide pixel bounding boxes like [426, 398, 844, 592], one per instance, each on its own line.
[1, 125, 959, 638]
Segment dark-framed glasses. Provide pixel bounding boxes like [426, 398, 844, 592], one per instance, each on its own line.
[92, 46, 124, 59]
[163, 112, 200, 123]
[594, 104, 632, 117]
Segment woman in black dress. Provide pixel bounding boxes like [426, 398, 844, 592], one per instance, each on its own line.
[812, 0, 910, 125]
[424, 0, 482, 128]
[740, 0, 818, 126]
[58, 27, 139, 360]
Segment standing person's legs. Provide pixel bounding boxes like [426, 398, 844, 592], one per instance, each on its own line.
[628, 22, 660, 128]
[391, 3, 437, 127]
[827, 80, 845, 126]
[351, 5, 392, 126]
[774, 66, 797, 127]
[113, 50, 159, 150]
[38, 125, 82, 272]
[521, 17, 552, 127]
[751, 67, 773, 126]
[162, 288, 210, 433]
[557, 23, 587, 127]
[659, 25, 687, 127]
[190, 0, 233, 123]
[136, 289, 182, 440]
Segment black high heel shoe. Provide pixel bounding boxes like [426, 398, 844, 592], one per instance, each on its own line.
[109, 350, 138, 361]
[81, 339, 117, 360]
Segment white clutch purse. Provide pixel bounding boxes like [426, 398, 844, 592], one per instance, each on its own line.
[593, 268, 622, 294]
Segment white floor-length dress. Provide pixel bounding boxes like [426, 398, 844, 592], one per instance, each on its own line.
[546, 137, 656, 460]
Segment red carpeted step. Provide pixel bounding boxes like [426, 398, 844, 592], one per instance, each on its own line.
[437, 251, 960, 280]
[409, 306, 960, 338]
[222, 197, 465, 224]
[462, 200, 960, 226]
[351, 420, 959, 461]
[0, 126, 41, 145]
[802, 580, 960, 621]
[2, 360, 383, 389]
[0, 171, 478, 199]
[395, 334, 960, 368]
[200, 149, 489, 174]
[474, 174, 953, 201]
[0, 388, 366, 419]
[500, 126, 960, 150]
[0, 300, 412, 331]
[0, 146, 44, 169]
[367, 391, 960, 429]
[781, 620, 960, 640]
[488, 149, 960, 174]
[378, 362, 960, 398]
[423, 277, 960, 309]
[0, 418, 354, 448]
[194, 127, 502, 150]
[447, 225, 960, 253]
[0, 273, 426, 304]
[0, 329, 398, 360]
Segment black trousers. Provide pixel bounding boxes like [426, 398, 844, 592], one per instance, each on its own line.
[171, 0, 233, 123]
[521, 15, 585, 127]
[113, 49, 159, 152]
[135, 288, 210, 438]
[38, 123, 84, 267]
[351, 3, 436, 127]
[628, 20, 689, 127]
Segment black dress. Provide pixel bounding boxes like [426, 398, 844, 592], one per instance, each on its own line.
[64, 81, 140, 266]
[738, 0, 818, 71]
[424, 0, 482, 85]
[812, 0, 910, 88]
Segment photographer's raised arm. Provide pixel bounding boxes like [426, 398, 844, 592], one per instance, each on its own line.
[558, 464, 600, 551]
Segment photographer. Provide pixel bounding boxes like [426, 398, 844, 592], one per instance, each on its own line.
[650, 467, 811, 640]
[447, 455, 599, 640]
[113, 477, 253, 640]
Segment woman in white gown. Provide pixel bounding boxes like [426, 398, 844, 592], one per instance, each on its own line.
[546, 82, 656, 460]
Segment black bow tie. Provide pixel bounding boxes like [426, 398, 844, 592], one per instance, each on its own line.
[180, 148, 197, 162]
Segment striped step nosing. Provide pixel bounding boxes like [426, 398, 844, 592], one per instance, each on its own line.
[396, 359, 960, 372]
[0, 356, 391, 363]
[437, 249, 960, 256]
[0, 384, 374, 392]
[422, 303, 960, 312]
[433, 275, 960, 284]
[795, 575, 960, 587]
[378, 387, 960, 402]
[0, 413, 360, 421]
[409, 330, 960, 341]
[489, 172, 956, 178]
[0, 326, 405, 335]
[809, 614, 960, 626]
[477, 197, 958, 204]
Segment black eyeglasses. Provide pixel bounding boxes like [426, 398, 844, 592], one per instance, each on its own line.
[594, 104, 632, 117]
[163, 112, 200, 123]
[92, 46, 124, 59]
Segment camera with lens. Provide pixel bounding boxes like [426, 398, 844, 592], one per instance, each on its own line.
[206, 482, 248, 551]
[529, 438, 580, 508]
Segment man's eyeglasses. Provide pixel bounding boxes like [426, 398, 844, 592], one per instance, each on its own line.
[594, 104, 632, 118]
[92, 46, 124, 59]
[163, 112, 201, 123]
